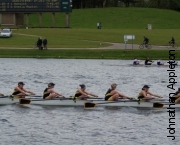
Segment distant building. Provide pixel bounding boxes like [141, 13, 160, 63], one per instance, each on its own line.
[0, 13, 24, 26]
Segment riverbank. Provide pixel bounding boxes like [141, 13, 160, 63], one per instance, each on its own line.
[1, 29, 180, 48]
[0, 49, 179, 59]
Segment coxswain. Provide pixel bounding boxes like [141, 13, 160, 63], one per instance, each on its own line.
[133, 58, 140, 65]
[105, 83, 132, 101]
[138, 85, 162, 100]
[12, 82, 35, 98]
[145, 57, 153, 65]
[169, 60, 178, 65]
[74, 84, 98, 100]
[43, 82, 64, 99]
[0, 92, 4, 96]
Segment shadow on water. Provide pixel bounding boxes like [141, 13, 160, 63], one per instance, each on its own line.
[102, 106, 166, 116]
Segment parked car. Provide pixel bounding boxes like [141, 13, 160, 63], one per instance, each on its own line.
[0, 28, 12, 38]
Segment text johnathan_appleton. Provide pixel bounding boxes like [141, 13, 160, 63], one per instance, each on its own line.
[167, 50, 177, 140]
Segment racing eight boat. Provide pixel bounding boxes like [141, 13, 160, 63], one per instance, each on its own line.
[0, 96, 179, 109]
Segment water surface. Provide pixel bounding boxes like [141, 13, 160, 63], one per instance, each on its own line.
[0, 58, 179, 145]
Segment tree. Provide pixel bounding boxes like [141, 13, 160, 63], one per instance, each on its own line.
[148, 0, 180, 10]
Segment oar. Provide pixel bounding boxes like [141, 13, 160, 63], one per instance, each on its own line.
[19, 97, 135, 105]
[15, 94, 42, 97]
[84, 99, 137, 109]
[153, 102, 164, 109]
[0, 96, 9, 98]
[25, 95, 43, 98]
[84, 100, 164, 109]
[19, 97, 125, 105]
[138, 98, 167, 103]
[19, 98, 31, 105]
[0, 95, 43, 99]
[19, 97, 165, 109]
[19, 97, 76, 105]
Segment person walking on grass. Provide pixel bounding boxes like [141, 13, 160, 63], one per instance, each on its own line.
[43, 38, 48, 50]
[169, 37, 175, 47]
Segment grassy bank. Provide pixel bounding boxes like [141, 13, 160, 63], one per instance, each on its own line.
[26, 8, 180, 29]
[0, 49, 179, 60]
[0, 7, 180, 59]
[0, 29, 180, 48]
[0, 8, 180, 48]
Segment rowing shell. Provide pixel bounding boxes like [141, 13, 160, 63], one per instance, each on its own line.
[0, 97, 180, 109]
[129, 64, 170, 67]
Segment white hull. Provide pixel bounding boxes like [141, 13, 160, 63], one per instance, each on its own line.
[0, 97, 19, 105]
[0, 97, 180, 108]
[130, 64, 169, 67]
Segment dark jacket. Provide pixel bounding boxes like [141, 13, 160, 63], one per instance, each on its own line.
[37, 39, 42, 46]
[43, 39, 47, 45]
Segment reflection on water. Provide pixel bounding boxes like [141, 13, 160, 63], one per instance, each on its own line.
[0, 58, 180, 145]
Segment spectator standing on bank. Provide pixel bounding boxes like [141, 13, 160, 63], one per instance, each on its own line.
[43, 38, 48, 50]
[39, 38, 43, 50]
[37, 37, 43, 50]
[37, 37, 40, 48]
[97, 22, 100, 29]
[99, 22, 102, 29]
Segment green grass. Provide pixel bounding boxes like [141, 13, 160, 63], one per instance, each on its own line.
[0, 7, 180, 59]
[0, 28, 179, 48]
[26, 7, 180, 29]
[0, 8, 180, 48]
[0, 49, 179, 60]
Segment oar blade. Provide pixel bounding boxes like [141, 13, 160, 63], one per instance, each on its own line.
[19, 98, 31, 105]
[84, 102, 96, 109]
[153, 102, 164, 109]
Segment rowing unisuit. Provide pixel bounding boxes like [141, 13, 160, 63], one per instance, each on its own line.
[43, 82, 64, 99]
[133, 58, 140, 65]
[43, 88, 51, 99]
[138, 85, 162, 99]
[74, 84, 98, 100]
[105, 83, 132, 101]
[145, 57, 153, 65]
[157, 59, 164, 65]
[12, 82, 35, 97]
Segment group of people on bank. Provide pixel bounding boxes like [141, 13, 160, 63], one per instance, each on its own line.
[0, 82, 180, 103]
[133, 57, 178, 65]
[36, 37, 48, 50]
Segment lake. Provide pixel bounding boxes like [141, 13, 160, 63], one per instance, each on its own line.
[0, 58, 179, 145]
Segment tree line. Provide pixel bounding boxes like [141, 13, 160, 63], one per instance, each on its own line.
[72, 0, 180, 11]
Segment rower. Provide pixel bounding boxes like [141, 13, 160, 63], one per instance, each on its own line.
[172, 88, 180, 103]
[133, 58, 140, 65]
[105, 83, 132, 101]
[43, 82, 64, 99]
[12, 82, 35, 98]
[169, 60, 178, 65]
[138, 85, 163, 100]
[157, 59, 164, 65]
[0, 92, 4, 96]
[74, 84, 98, 100]
[145, 57, 153, 65]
